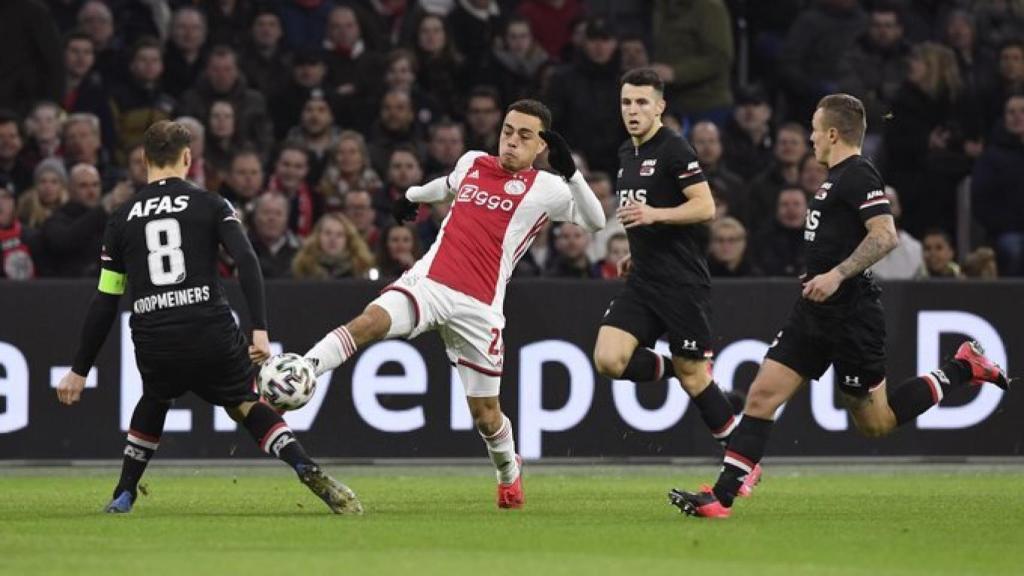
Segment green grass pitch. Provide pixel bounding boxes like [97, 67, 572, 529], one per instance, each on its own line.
[2, 464, 1022, 576]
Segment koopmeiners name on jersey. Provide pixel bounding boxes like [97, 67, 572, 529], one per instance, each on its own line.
[133, 285, 211, 314]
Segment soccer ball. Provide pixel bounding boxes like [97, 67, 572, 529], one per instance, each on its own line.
[258, 353, 317, 411]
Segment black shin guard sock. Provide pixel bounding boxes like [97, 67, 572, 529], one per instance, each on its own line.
[619, 348, 667, 382]
[242, 402, 315, 471]
[939, 359, 972, 388]
[712, 415, 773, 507]
[116, 396, 171, 498]
[887, 359, 972, 426]
[692, 383, 739, 442]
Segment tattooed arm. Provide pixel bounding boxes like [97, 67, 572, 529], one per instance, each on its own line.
[803, 215, 899, 302]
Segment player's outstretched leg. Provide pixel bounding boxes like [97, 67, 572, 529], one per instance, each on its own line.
[229, 401, 363, 514]
[106, 395, 171, 513]
[857, 340, 1012, 437]
[670, 360, 804, 518]
[304, 304, 393, 376]
[467, 393, 522, 509]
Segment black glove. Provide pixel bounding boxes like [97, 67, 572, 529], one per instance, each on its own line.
[540, 130, 576, 180]
[392, 195, 420, 224]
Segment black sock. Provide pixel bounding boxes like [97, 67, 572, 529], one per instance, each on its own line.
[692, 383, 740, 443]
[712, 415, 773, 507]
[242, 402, 316, 471]
[888, 359, 973, 426]
[619, 348, 669, 382]
[115, 395, 170, 498]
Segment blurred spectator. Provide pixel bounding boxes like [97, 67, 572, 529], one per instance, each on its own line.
[218, 147, 264, 221]
[250, 191, 300, 278]
[545, 18, 625, 174]
[240, 8, 292, 100]
[918, 228, 961, 278]
[106, 144, 147, 204]
[323, 6, 386, 132]
[798, 152, 829, 197]
[383, 49, 440, 129]
[20, 102, 64, 172]
[110, 37, 175, 166]
[270, 51, 332, 141]
[344, 189, 381, 252]
[286, 94, 341, 183]
[884, 42, 970, 237]
[513, 221, 550, 277]
[164, 6, 208, 99]
[268, 144, 321, 237]
[974, 0, 1024, 56]
[651, 0, 734, 126]
[278, 0, 335, 52]
[17, 158, 68, 228]
[413, 14, 466, 119]
[972, 94, 1024, 277]
[375, 223, 421, 281]
[318, 130, 383, 213]
[871, 186, 924, 279]
[964, 246, 999, 279]
[720, 85, 774, 181]
[518, 0, 585, 61]
[179, 46, 274, 155]
[376, 145, 423, 218]
[175, 116, 206, 188]
[990, 40, 1024, 128]
[449, 0, 503, 76]
[585, 171, 624, 262]
[206, 0, 254, 47]
[61, 31, 116, 149]
[483, 16, 549, 104]
[594, 231, 629, 279]
[690, 121, 747, 224]
[0, 0, 63, 112]
[368, 89, 424, 175]
[62, 113, 120, 192]
[752, 186, 806, 276]
[77, 0, 125, 81]
[545, 222, 598, 278]
[942, 10, 996, 140]
[464, 86, 502, 154]
[778, 0, 866, 122]
[423, 121, 465, 179]
[708, 216, 760, 277]
[619, 34, 650, 72]
[417, 202, 449, 248]
[292, 212, 375, 279]
[0, 111, 33, 194]
[205, 100, 247, 192]
[747, 123, 808, 231]
[42, 163, 130, 277]
[0, 180, 38, 280]
[836, 2, 910, 150]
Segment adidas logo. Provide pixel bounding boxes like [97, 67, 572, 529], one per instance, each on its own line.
[468, 169, 480, 179]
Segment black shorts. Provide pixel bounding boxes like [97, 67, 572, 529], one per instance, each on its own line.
[765, 294, 887, 397]
[134, 330, 258, 407]
[601, 279, 713, 360]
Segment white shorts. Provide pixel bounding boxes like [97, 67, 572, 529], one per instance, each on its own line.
[370, 271, 505, 397]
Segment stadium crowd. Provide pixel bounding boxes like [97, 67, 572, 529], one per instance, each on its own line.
[0, 0, 1020, 282]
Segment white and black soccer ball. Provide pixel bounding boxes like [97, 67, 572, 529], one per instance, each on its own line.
[258, 353, 317, 411]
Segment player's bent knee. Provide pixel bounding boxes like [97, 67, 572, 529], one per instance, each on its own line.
[853, 419, 894, 439]
[350, 307, 391, 344]
[225, 402, 254, 422]
[593, 348, 629, 378]
[744, 383, 786, 419]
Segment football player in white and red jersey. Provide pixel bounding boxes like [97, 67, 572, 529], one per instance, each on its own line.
[303, 99, 605, 508]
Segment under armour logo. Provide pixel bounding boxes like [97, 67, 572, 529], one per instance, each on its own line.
[844, 376, 861, 387]
[681, 340, 697, 351]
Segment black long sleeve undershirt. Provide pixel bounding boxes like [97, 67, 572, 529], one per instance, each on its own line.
[219, 218, 267, 331]
[71, 292, 120, 376]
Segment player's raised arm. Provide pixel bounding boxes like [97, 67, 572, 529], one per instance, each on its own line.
[58, 220, 126, 405]
[540, 130, 606, 231]
[216, 198, 270, 363]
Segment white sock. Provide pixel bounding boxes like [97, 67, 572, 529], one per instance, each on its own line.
[304, 326, 357, 376]
[480, 415, 519, 484]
